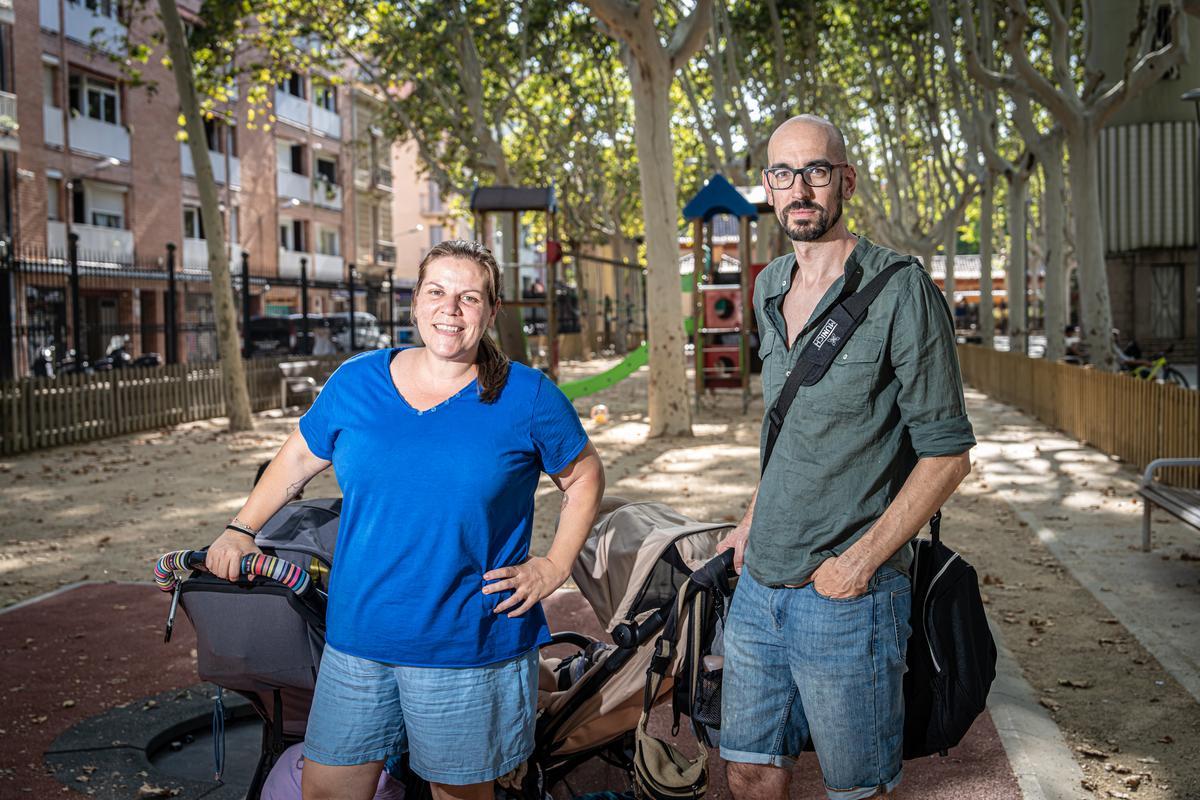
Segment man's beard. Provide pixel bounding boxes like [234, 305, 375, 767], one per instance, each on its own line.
[777, 186, 843, 242]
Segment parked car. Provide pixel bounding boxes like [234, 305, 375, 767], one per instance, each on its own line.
[324, 312, 386, 352]
[245, 314, 325, 356]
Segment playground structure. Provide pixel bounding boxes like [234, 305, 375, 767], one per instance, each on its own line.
[682, 174, 770, 413]
[468, 176, 778, 407]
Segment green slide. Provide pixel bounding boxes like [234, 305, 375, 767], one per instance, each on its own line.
[560, 343, 648, 401]
[558, 320, 697, 402]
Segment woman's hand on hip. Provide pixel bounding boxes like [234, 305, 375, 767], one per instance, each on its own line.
[483, 556, 570, 617]
[205, 529, 263, 582]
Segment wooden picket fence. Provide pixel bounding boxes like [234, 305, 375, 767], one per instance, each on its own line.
[0, 355, 345, 456]
[958, 345, 1200, 489]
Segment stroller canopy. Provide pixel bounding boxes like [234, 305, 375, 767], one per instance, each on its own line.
[571, 497, 732, 633]
[255, 497, 342, 564]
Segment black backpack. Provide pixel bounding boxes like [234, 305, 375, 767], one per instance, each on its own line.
[761, 257, 996, 759]
[903, 512, 997, 758]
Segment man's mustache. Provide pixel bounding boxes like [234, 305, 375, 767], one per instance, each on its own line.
[783, 201, 823, 214]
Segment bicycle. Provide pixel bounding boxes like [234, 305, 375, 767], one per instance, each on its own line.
[1125, 344, 1190, 389]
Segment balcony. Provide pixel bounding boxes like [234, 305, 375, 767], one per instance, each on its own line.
[0, 91, 17, 153]
[374, 166, 392, 190]
[376, 242, 396, 265]
[44, 106, 64, 147]
[48, 220, 134, 262]
[69, 115, 130, 162]
[275, 90, 309, 127]
[276, 169, 311, 204]
[180, 143, 241, 186]
[312, 178, 342, 210]
[182, 238, 241, 271]
[312, 105, 341, 139]
[278, 248, 311, 279]
[63, 1, 127, 55]
[314, 253, 344, 281]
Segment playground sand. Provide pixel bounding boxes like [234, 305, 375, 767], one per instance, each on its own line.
[1, 354, 1197, 799]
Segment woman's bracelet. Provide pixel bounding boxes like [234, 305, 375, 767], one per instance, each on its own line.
[225, 520, 257, 538]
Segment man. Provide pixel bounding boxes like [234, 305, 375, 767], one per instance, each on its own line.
[716, 115, 975, 800]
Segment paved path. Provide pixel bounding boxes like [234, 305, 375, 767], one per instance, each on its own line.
[966, 389, 1200, 704]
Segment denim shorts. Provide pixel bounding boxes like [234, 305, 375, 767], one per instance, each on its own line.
[304, 643, 538, 785]
[720, 566, 912, 800]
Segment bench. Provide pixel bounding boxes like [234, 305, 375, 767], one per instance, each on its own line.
[279, 360, 324, 411]
[1137, 458, 1200, 551]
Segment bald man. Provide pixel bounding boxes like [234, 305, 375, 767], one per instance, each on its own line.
[715, 116, 976, 799]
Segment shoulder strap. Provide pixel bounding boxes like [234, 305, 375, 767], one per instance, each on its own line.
[762, 258, 912, 475]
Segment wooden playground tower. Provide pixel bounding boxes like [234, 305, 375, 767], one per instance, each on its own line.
[683, 174, 763, 413]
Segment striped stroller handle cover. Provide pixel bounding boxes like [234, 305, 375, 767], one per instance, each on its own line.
[154, 550, 204, 592]
[240, 553, 312, 595]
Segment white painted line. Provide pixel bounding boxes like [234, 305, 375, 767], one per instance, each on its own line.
[0, 580, 156, 615]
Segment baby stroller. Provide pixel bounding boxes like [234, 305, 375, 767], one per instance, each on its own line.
[154, 497, 340, 797]
[154, 496, 736, 799]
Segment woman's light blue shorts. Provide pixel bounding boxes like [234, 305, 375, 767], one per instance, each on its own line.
[303, 643, 538, 785]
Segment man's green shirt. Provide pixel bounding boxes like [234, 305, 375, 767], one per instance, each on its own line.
[747, 235, 976, 587]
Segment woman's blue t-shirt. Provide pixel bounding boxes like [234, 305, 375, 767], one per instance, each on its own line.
[298, 349, 588, 667]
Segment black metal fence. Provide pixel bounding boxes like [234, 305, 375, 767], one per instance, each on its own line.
[0, 236, 415, 381]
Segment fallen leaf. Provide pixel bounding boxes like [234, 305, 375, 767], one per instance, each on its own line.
[1039, 697, 1061, 712]
[61, 699, 76, 708]
[137, 783, 173, 798]
[1157, 735, 1173, 744]
[1076, 745, 1109, 759]
[1058, 679, 1093, 689]
[1124, 776, 1142, 790]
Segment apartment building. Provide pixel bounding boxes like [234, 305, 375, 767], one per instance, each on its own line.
[0, 0, 398, 372]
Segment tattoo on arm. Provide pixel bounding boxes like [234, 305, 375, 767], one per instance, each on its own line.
[284, 478, 310, 503]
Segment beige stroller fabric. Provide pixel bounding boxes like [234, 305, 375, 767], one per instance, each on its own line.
[542, 498, 732, 756]
[571, 498, 731, 632]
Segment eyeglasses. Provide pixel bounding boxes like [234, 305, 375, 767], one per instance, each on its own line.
[763, 163, 848, 190]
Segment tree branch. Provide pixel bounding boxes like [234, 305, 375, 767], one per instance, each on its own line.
[668, 0, 713, 71]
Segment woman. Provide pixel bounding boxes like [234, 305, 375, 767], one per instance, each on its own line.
[205, 240, 605, 800]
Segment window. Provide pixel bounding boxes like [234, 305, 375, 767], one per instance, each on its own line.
[183, 206, 205, 240]
[315, 157, 337, 184]
[42, 65, 59, 107]
[87, 183, 125, 228]
[92, 211, 122, 228]
[1150, 265, 1183, 338]
[313, 81, 336, 112]
[47, 179, 62, 221]
[68, 73, 119, 124]
[426, 180, 443, 214]
[276, 140, 306, 174]
[81, 0, 118, 20]
[71, 184, 85, 224]
[228, 207, 239, 246]
[429, 225, 445, 248]
[282, 219, 308, 251]
[277, 72, 305, 99]
[318, 228, 339, 256]
[203, 118, 221, 153]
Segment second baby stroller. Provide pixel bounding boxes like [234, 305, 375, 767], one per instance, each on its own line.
[154, 495, 736, 799]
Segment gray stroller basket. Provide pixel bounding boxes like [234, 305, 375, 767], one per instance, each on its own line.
[177, 497, 340, 798]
